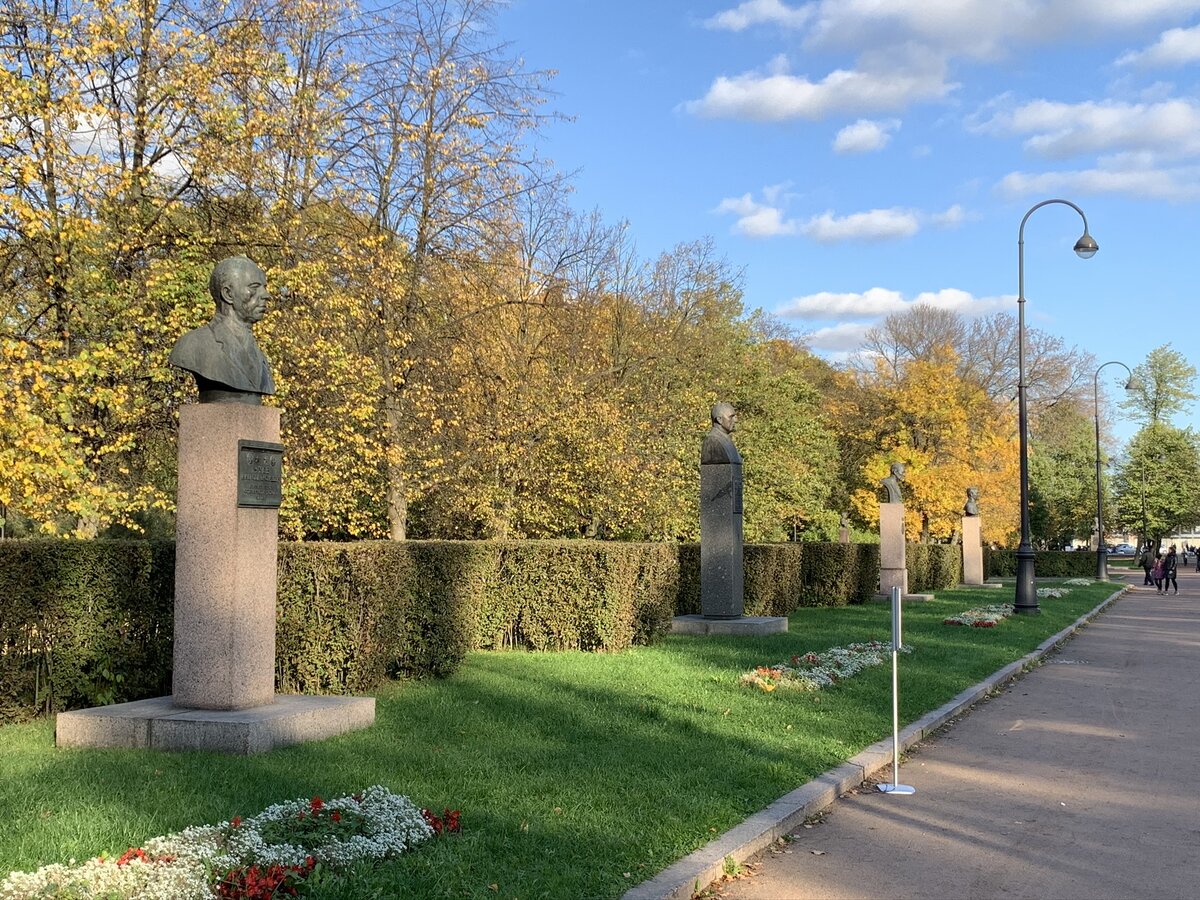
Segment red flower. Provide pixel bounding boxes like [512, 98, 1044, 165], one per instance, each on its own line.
[231, 816, 242, 829]
[310, 796, 324, 814]
[331, 811, 342, 823]
[116, 847, 147, 867]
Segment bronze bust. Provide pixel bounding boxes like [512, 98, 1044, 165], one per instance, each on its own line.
[169, 256, 275, 404]
[881, 462, 905, 504]
[701, 402, 742, 465]
[964, 486, 980, 516]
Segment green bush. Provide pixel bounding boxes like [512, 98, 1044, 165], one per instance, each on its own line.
[0, 537, 955, 721]
[984, 549, 1098, 578]
[906, 543, 962, 592]
[0, 541, 173, 722]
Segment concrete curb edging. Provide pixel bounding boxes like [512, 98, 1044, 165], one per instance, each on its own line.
[623, 585, 1128, 900]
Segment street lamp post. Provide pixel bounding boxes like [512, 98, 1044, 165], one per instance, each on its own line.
[1093, 361, 1136, 581]
[1016, 199, 1098, 615]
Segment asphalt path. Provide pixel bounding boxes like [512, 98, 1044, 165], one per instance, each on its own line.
[716, 569, 1200, 900]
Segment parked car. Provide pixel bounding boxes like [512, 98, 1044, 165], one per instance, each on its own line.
[1112, 543, 1136, 555]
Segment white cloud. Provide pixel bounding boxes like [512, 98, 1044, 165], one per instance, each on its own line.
[800, 208, 920, 242]
[689, 2, 1200, 123]
[997, 165, 1200, 202]
[930, 204, 968, 228]
[715, 191, 970, 241]
[832, 118, 899, 153]
[803, 322, 875, 352]
[713, 193, 798, 237]
[781, 287, 909, 319]
[973, 98, 1200, 160]
[778, 286, 1009, 320]
[703, 0, 812, 31]
[683, 57, 952, 121]
[1118, 24, 1200, 67]
[805, 0, 1200, 61]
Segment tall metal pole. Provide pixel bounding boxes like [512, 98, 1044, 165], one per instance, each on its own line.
[1093, 361, 1134, 581]
[1015, 199, 1097, 615]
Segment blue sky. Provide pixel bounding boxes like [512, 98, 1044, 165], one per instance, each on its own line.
[496, 0, 1200, 444]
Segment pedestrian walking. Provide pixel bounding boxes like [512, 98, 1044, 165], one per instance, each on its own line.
[1164, 546, 1179, 594]
[1140, 547, 1154, 585]
[1152, 553, 1165, 593]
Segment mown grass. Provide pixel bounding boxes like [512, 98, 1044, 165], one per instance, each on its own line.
[0, 581, 1121, 899]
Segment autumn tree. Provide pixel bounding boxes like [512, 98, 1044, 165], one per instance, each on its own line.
[839, 348, 1019, 545]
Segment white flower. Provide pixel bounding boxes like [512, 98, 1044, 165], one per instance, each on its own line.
[1036, 587, 1071, 598]
[1, 787, 436, 900]
[740, 640, 910, 692]
[943, 604, 1014, 627]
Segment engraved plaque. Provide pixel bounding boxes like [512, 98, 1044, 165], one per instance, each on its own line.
[237, 440, 284, 508]
[732, 469, 743, 515]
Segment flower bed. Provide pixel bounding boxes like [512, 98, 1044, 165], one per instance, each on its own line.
[943, 604, 1014, 628]
[1036, 587, 1071, 598]
[738, 640, 909, 693]
[1064, 578, 1092, 586]
[0, 787, 457, 900]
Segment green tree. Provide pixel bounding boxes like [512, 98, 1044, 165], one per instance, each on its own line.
[1112, 424, 1200, 548]
[1028, 404, 1096, 548]
[1119, 344, 1197, 427]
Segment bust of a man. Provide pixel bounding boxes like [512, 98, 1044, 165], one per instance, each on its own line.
[169, 256, 275, 404]
[701, 401, 742, 465]
[881, 462, 905, 504]
[964, 486, 980, 516]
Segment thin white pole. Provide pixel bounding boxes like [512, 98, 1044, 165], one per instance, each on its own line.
[878, 585, 915, 795]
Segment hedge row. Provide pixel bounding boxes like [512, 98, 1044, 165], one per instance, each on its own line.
[984, 549, 1099, 578]
[0, 538, 962, 721]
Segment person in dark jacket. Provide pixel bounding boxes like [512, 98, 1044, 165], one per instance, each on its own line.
[1139, 547, 1154, 585]
[1164, 546, 1179, 594]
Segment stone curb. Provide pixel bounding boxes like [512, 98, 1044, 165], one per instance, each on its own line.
[623, 584, 1128, 900]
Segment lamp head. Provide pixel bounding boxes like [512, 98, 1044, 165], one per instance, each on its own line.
[1074, 232, 1098, 259]
[1125, 375, 1142, 392]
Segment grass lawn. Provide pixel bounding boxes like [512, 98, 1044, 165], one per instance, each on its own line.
[0, 581, 1121, 899]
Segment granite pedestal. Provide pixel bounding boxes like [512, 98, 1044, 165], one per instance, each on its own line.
[671, 615, 788, 636]
[700, 462, 744, 618]
[879, 502, 908, 597]
[56, 403, 375, 754]
[56, 695, 376, 755]
[962, 515, 984, 586]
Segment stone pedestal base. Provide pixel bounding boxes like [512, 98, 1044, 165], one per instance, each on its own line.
[879, 502, 908, 597]
[700, 463, 744, 617]
[671, 615, 788, 636]
[962, 516, 984, 585]
[56, 695, 375, 755]
[174, 404, 280, 710]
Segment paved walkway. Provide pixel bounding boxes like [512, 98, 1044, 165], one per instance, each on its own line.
[714, 569, 1200, 900]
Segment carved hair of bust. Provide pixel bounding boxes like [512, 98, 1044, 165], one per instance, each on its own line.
[710, 402, 737, 434]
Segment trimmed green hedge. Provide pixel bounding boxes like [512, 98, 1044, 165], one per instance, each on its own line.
[907, 543, 963, 592]
[0, 538, 962, 721]
[0, 541, 174, 721]
[984, 549, 1098, 578]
